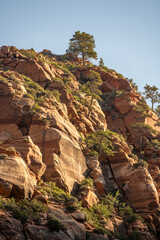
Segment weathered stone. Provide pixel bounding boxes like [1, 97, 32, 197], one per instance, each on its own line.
[49, 205, 86, 240]
[30, 125, 87, 192]
[9, 136, 46, 180]
[0, 50, 5, 58]
[15, 60, 56, 84]
[71, 212, 86, 222]
[81, 187, 99, 208]
[2, 57, 12, 65]
[1, 46, 9, 54]
[0, 211, 25, 239]
[0, 154, 36, 199]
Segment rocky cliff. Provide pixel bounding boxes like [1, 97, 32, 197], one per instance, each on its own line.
[0, 46, 160, 239]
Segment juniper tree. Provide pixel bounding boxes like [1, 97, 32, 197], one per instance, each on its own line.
[68, 31, 97, 66]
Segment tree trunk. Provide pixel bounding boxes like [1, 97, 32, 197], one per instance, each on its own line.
[82, 52, 85, 66]
[87, 96, 94, 118]
[152, 99, 154, 111]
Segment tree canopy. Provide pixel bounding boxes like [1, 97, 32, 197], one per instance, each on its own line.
[68, 31, 97, 65]
[99, 58, 104, 67]
[85, 130, 114, 157]
[143, 84, 159, 110]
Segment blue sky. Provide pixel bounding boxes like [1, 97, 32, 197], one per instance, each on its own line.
[1, 0, 160, 95]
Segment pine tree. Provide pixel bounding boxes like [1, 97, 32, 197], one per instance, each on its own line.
[99, 58, 104, 67]
[143, 84, 159, 111]
[68, 31, 97, 66]
[131, 123, 157, 151]
[81, 70, 102, 118]
[85, 130, 114, 157]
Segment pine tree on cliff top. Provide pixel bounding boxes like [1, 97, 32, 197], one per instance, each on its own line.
[67, 31, 97, 66]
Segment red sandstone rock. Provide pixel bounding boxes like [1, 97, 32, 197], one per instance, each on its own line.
[81, 187, 99, 208]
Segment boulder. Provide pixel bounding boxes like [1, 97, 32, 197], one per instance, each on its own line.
[15, 59, 56, 85]
[0, 211, 25, 240]
[81, 187, 99, 208]
[48, 205, 86, 240]
[8, 136, 46, 180]
[0, 153, 36, 199]
[30, 125, 87, 192]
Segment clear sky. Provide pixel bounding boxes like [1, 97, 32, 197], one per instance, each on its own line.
[1, 0, 160, 94]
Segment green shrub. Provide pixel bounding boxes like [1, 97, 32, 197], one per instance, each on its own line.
[13, 208, 29, 224]
[133, 159, 148, 169]
[85, 130, 115, 158]
[0, 76, 8, 84]
[0, 197, 47, 224]
[147, 139, 160, 149]
[66, 204, 79, 212]
[93, 227, 105, 235]
[47, 217, 65, 232]
[128, 79, 138, 91]
[119, 206, 143, 223]
[37, 181, 77, 205]
[79, 178, 94, 190]
[102, 67, 124, 78]
[52, 90, 61, 102]
[20, 49, 37, 59]
[0, 153, 8, 159]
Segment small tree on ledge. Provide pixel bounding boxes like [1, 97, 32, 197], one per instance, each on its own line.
[131, 123, 157, 151]
[143, 84, 159, 111]
[81, 70, 102, 118]
[67, 31, 97, 66]
[99, 58, 104, 67]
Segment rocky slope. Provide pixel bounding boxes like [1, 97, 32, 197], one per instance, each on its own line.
[0, 45, 160, 239]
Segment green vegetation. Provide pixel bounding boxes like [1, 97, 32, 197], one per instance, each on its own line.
[0, 153, 8, 159]
[47, 216, 65, 232]
[147, 139, 160, 149]
[119, 205, 144, 223]
[22, 74, 61, 113]
[85, 129, 125, 158]
[79, 178, 94, 190]
[0, 76, 8, 84]
[143, 84, 160, 111]
[0, 180, 144, 238]
[68, 31, 97, 65]
[0, 197, 47, 224]
[85, 130, 114, 157]
[81, 70, 102, 117]
[155, 105, 160, 118]
[103, 66, 124, 78]
[131, 123, 157, 151]
[133, 159, 148, 169]
[128, 79, 138, 91]
[100, 89, 126, 110]
[99, 58, 104, 67]
[83, 191, 143, 237]
[37, 181, 77, 205]
[133, 98, 150, 116]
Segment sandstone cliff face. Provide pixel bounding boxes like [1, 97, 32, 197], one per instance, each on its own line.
[1, 46, 160, 239]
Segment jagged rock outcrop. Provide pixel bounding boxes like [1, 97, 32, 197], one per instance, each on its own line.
[1, 46, 160, 239]
[0, 148, 36, 199]
[0, 69, 88, 193]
